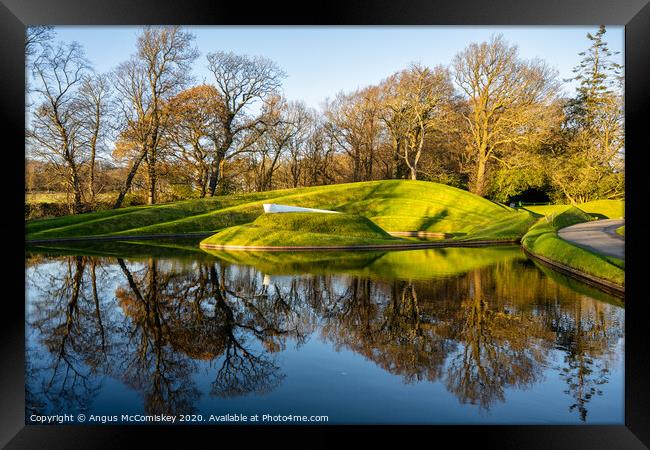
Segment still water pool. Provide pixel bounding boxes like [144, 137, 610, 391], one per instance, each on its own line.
[25, 244, 624, 424]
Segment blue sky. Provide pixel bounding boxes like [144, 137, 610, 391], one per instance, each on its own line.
[41, 26, 624, 109]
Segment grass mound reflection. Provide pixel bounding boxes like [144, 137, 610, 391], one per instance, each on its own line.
[206, 246, 527, 280]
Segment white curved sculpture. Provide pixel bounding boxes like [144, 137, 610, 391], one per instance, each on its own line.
[262, 203, 341, 214]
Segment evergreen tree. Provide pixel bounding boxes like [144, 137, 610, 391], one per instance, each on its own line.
[567, 25, 623, 131]
[548, 26, 624, 204]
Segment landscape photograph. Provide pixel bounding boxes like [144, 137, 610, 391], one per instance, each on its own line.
[24, 25, 625, 425]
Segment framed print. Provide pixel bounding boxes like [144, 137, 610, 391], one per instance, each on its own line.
[2, 0, 649, 447]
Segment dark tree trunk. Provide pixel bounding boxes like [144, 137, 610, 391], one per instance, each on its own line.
[147, 155, 157, 205]
[70, 163, 83, 214]
[207, 151, 225, 197]
[199, 167, 207, 198]
[472, 152, 488, 197]
[391, 139, 408, 179]
[89, 140, 96, 207]
[215, 159, 227, 195]
[364, 150, 373, 181]
[113, 149, 147, 209]
[393, 152, 408, 180]
[352, 148, 361, 182]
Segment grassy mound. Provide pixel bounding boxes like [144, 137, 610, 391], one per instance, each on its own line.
[252, 212, 394, 239]
[26, 180, 534, 242]
[457, 212, 537, 242]
[616, 225, 625, 236]
[524, 199, 624, 220]
[200, 212, 403, 247]
[521, 207, 624, 286]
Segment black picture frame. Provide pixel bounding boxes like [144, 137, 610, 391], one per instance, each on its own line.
[2, 0, 648, 447]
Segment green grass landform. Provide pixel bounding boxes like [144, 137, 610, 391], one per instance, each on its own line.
[27, 180, 534, 244]
[521, 207, 624, 287]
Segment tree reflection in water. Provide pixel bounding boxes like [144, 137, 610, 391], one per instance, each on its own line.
[25, 251, 623, 422]
[547, 297, 622, 421]
[441, 270, 554, 410]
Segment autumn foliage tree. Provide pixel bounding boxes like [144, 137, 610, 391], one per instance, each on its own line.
[164, 84, 226, 197]
[453, 35, 561, 196]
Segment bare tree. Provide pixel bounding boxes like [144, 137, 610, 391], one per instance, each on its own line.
[304, 121, 339, 186]
[25, 26, 55, 57]
[28, 42, 91, 213]
[112, 26, 198, 208]
[325, 86, 383, 182]
[25, 25, 56, 99]
[205, 51, 286, 196]
[380, 64, 456, 181]
[453, 35, 560, 196]
[249, 97, 313, 191]
[77, 73, 112, 206]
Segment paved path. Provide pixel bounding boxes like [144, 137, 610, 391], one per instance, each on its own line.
[558, 219, 624, 259]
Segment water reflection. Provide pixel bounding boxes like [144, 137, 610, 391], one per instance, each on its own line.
[25, 247, 624, 423]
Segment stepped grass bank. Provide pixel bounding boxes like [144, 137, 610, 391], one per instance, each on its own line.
[521, 207, 624, 287]
[27, 180, 534, 243]
[200, 212, 403, 247]
[524, 199, 624, 220]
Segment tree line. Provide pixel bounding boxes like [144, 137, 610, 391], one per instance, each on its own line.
[26, 26, 624, 214]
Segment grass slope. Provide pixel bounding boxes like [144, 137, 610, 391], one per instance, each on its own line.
[27, 180, 534, 242]
[525, 199, 624, 220]
[521, 207, 624, 286]
[616, 225, 625, 236]
[201, 212, 403, 247]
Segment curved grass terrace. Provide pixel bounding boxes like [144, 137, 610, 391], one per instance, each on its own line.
[521, 207, 624, 293]
[26, 180, 533, 241]
[198, 210, 528, 250]
[27, 180, 537, 246]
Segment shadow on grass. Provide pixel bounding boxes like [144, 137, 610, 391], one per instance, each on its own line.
[521, 207, 544, 218]
[485, 198, 513, 210]
[418, 209, 449, 230]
